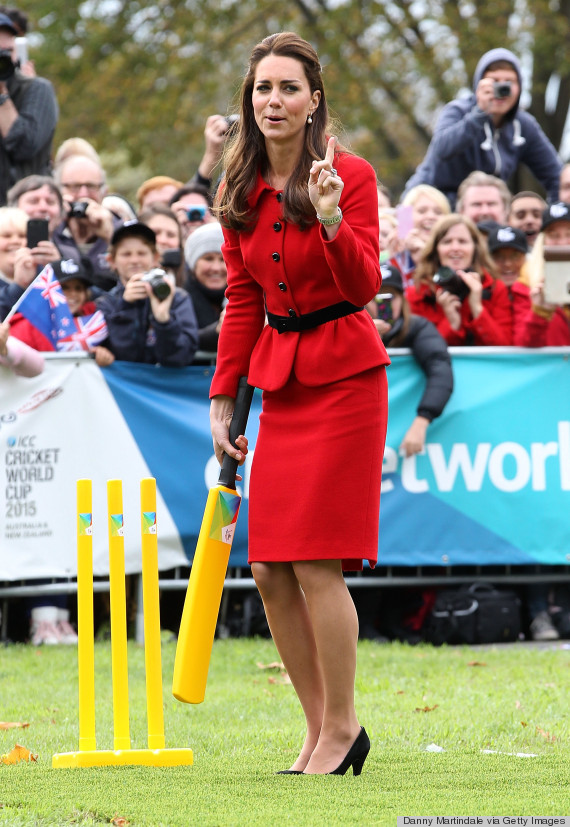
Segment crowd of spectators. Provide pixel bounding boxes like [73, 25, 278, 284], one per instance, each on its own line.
[1, 21, 569, 645]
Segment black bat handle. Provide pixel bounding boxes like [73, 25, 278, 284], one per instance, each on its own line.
[218, 377, 255, 489]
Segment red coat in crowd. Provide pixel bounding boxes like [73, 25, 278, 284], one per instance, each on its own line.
[405, 271, 513, 346]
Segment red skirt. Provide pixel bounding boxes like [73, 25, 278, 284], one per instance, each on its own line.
[248, 366, 388, 571]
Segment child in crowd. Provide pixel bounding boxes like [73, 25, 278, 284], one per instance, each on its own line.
[96, 220, 199, 365]
[9, 259, 115, 366]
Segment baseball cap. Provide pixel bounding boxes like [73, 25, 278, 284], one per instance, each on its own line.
[52, 258, 93, 286]
[541, 202, 570, 231]
[0, 14, 18, 35]
[379, 262, 404, 292]
[111, 220, 156, 248]
[487, 225, 528, 255]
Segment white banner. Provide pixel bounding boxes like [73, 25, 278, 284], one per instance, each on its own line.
[0, 356, 186, 579]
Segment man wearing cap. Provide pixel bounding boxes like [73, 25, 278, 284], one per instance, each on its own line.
[403, 48, 561, 209]
[0, 12, 58, 205]
[96, 220, 199, 366]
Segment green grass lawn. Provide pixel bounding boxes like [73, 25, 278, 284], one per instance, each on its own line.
[1, 638, 570, 826]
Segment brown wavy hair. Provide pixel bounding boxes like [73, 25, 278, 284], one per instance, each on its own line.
[214, 32, 335, 231]
[414, 214, 496, 287]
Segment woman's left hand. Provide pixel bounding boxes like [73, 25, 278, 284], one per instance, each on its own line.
[458, 270, 483, 318]
[308, 136, 344, 220]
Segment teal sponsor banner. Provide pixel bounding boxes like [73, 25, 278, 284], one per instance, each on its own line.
[4, 350, 564, 578]
[380, 349, 570, 566]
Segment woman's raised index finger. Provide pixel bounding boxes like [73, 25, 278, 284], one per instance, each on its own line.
[325, 136, 337, 165]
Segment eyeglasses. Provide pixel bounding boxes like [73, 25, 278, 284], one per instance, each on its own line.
[61, 182, 104, 195]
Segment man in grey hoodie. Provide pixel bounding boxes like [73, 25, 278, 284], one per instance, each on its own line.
[403, 48, 562, 208]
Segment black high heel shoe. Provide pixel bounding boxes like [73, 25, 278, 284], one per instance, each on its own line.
[276, 769, 304, 775]
[328, 726, 371, 776]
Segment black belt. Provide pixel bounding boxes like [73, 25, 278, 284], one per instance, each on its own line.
[266, 301, 363, 334]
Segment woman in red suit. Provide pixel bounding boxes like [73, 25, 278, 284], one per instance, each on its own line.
[406, 214, 513, 346]
[210, 32, 389, 776]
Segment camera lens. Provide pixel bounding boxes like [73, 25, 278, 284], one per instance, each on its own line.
[186, 206, 208, 222]
[0, 49, 15, 82]
[493, 81, 512, 99]
[141, 268, 171, 301]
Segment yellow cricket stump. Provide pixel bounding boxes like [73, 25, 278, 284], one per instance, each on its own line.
[52, 478, 193, 769]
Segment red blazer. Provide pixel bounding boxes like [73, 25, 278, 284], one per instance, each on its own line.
[210, 152, 390, 397]
[512, 279, 570, 346]
[405, 271, 513, 346]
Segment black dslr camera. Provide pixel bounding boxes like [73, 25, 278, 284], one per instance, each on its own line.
[433, 266, 470, 302]
[0, 49, 17, 81]
[493, 80, 512, 99]
[141, 267, 171, 301]
[68, 201, 89, 219]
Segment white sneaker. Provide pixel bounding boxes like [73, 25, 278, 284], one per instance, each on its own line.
[56, 609, 78, 644]
[30, 606, 62, 645]
[529, 611, 559, 641]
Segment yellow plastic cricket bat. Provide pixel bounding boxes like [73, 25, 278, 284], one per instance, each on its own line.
[172, 377, 255, 704]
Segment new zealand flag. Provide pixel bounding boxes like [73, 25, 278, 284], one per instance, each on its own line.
[14, 264, 78, 347]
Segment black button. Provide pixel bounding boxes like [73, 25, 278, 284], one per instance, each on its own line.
[278, 282, 287, 292]
[272, 252, 280, 262]
[276, 193, 283, 202]
[273, 221, 282, 232]
[288, 308, 296, 317]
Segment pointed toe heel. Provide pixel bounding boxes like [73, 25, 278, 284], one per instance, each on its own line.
[329, 726, 371, 776]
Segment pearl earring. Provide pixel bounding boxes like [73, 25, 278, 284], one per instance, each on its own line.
[307, 113, 313, 124]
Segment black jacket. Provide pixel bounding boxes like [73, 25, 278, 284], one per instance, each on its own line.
[384, 314, 453, 421]
[96, 284, 199, 366]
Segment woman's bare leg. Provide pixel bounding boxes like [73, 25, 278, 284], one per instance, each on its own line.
[292, 559, 362, 774]
[251, 561, 324, 771]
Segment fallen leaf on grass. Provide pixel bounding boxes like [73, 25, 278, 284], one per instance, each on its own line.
[0, 744, 38, 765]
[395, 690, 405, 695]
[414, 705, 439, 713]
[467, 661, 486, 667]
[257, 661, 285, 671]
[515, 701, 523, 709]
[268, 673, 292, 685]
[536, 726, 556, 742]
[111, 816, 130, 826]
[521, 721, 527, 727]
[0, 722, 29, 730]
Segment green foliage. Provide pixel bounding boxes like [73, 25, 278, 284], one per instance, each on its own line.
[16, 1, 570, 200]
[1, 640, 570, 824]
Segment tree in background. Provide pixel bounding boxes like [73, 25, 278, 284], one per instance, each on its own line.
[22, 0, 570, 201]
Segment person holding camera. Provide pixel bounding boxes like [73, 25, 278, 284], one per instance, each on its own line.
[407, 214, 512, 346]
[403, 48, 561, 209]
[52, 154, 122, 291]
[96, 220, 199, 366]
[0, 13, 58, 206]
[169, 183, 216, 242]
